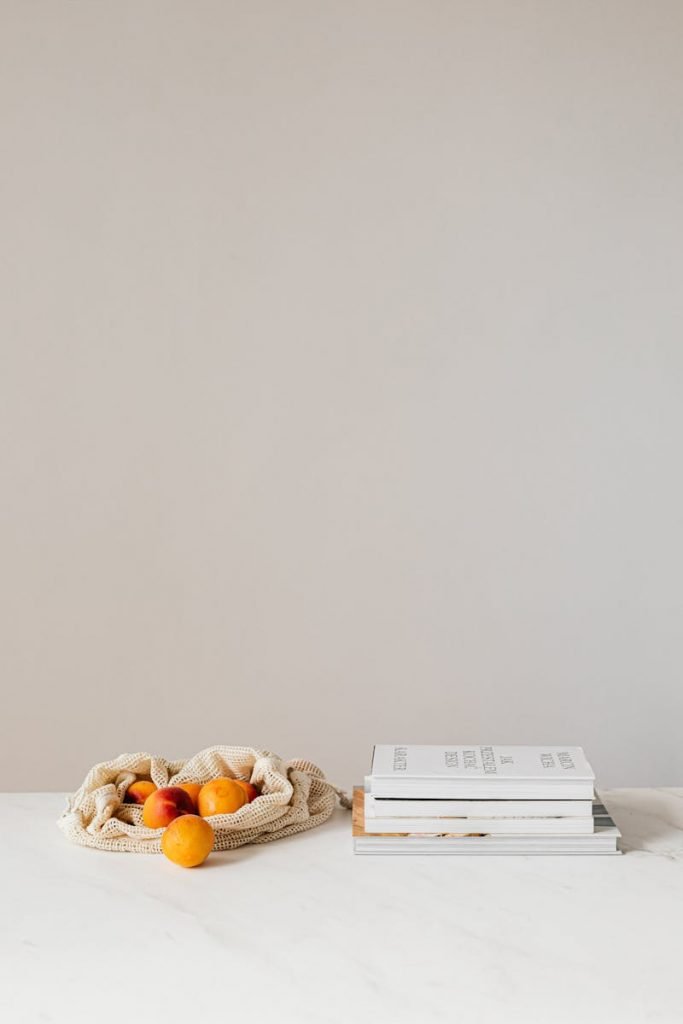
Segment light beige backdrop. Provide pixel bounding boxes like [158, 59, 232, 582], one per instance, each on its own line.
[2, 1, 682, 791]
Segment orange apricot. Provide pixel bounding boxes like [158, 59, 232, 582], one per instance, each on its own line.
[197, 777, 247, 817]
[177, 782, 202, 810]
[161, 814, 214, 868]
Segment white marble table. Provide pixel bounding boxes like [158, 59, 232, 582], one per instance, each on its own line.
[1, 789, 682, 1024]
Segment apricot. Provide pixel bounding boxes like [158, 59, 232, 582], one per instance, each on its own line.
[177, 782, 202, 810]
[142, 786, 195, 829]
[161, 814, 214, 868]
[234, 780, 259, 803]
[125, 781, 157, 804]
[197, 777, 247, 816]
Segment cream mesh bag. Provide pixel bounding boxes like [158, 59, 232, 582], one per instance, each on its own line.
[58, 745, 351, 853]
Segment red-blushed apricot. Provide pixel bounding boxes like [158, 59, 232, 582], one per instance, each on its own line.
[142, 786, 195, 829]
[125, 781, 157, 804]
[233, 780, 259, 803]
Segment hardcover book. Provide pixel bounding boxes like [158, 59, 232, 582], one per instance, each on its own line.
[364, 792, 594, 818]
[368, 745, 595, 799]
[362, 799, 595, 835]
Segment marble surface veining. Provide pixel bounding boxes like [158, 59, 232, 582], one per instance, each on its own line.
[1, 788, 682, 1024]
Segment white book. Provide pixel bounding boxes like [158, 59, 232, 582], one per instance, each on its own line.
[364, 790, 593, 818]
[363, 810, 594, 836]
[369, 745, 595, 799]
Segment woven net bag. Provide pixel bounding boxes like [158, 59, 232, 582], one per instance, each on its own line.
[58, 745, 351, 853]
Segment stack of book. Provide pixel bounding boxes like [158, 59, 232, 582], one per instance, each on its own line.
[353, 745, 621, 855]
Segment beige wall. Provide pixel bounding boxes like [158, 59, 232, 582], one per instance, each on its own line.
[2, 1, 682, 791]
